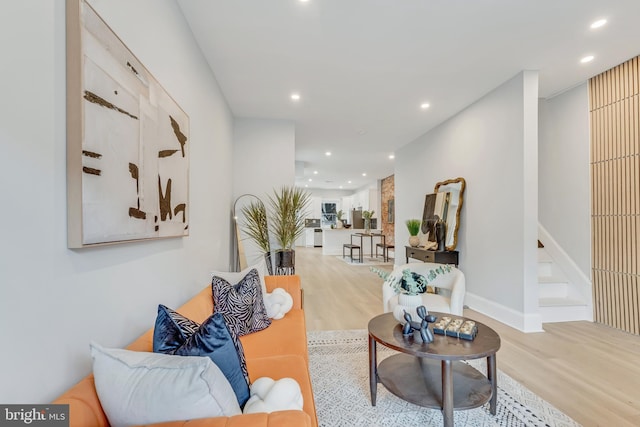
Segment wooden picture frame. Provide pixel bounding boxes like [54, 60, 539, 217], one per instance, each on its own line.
[66, 0, 189, 248]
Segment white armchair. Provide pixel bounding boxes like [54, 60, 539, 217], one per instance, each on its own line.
[382, 262, 466, 316]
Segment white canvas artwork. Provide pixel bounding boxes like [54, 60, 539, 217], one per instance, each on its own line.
[67, 0, 189, 247]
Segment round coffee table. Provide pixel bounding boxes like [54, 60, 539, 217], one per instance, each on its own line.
[368, 312, 501, 427]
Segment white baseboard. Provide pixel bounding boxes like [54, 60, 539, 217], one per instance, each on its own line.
[465, 292, 544, 333]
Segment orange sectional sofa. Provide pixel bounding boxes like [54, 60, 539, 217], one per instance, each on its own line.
[53, 275, 317, 427]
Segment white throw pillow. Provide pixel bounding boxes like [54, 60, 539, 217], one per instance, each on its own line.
[243, 377, 304, 414]
[91, 343, 241, 427]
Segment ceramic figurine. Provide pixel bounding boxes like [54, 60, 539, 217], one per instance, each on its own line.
[402, 305, 437, 343]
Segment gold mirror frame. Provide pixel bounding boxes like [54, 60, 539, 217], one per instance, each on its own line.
[434, 177, 466, 251]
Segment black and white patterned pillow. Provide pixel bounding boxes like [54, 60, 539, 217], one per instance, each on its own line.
[211, 268, 272, 337]
[166, 307, 200, 336]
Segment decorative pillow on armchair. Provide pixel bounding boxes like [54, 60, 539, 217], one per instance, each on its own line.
[153, 306, 250, 407]
[211, 268, 272, 337]
[400, 272, 435, 294]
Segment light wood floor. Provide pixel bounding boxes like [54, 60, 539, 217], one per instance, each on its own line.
[295, 247, 640, 427]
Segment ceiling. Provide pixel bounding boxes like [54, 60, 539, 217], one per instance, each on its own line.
[177, 0, 640, 191]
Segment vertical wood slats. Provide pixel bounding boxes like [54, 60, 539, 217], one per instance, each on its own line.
[589, 56, 640, 336]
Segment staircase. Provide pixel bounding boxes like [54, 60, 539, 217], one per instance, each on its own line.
[538, 246, 591, 323]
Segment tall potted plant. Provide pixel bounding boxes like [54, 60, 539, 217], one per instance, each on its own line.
[240, 200, 273, 274]
[268, 186, 311, 275]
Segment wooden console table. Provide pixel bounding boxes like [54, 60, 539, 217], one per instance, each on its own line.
[405, 246, 458, 266]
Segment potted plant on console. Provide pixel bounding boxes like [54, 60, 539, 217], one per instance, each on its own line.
[405, 218, 421, 247]
[269, 186, 311, 275]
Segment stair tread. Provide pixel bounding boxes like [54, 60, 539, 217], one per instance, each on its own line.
[539, 297, 587, 307]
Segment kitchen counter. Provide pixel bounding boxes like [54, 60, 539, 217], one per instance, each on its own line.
[322, 228, 383, 256]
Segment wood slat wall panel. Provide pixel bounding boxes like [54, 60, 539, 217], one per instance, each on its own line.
[589, 55, 640, 335]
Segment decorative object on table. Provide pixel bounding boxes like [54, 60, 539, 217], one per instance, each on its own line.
[336, 210, 344, 229]
[435, 217, 447, 252]
[405, 218, 421, 247]
[421, 193, 449, 244]
[401, 305, 437, 343]
[371, 264, 452, 322]
[434, 177, 466, 251]
[362, 210, 375, 234]
[268, 186, 311, 275]
[236, 197, 272, 274]
[433, 316, 478, 341]
[66, 0, 190, 248]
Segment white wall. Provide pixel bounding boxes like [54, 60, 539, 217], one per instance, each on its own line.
[395, 72, 541, 332]
[539, 84, 591, 277]
[233, 118, 296, 265]
[0, 0, 234, 403]
[233, 118, 296, 201]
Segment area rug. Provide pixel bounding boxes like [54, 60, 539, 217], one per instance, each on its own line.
[307, 329, 581, 427]
[335, 255, 394, 267]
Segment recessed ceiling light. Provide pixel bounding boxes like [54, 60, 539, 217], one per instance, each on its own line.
[362, 173, 367, 177]
[339, 185, 343, 189]
[420, 103, 430, 109]
[291, 93, 300, 101]
[590, 19, 607, 29]
[313, 170, 318, 175]
[580, 55, 595, 64]
[389, 154, 395, 159]
[305, 184, 308, 187]
[348, 180, 352, 184]
[300, 0, 310, 2]
[308, 178, 312, 182]
[325, 151, 331, 156]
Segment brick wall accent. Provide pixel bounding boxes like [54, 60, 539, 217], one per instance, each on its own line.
[381, 175, 395, 244]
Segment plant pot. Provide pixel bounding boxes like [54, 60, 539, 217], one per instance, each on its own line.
[335, 219, 343, 229]
[408, 235, 420, 247]
[275, 249, 295, 275]
[393, 293, 423, 323]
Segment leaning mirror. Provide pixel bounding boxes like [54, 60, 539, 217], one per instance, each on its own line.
[434, 177, 466, 251]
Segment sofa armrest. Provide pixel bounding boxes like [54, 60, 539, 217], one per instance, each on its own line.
[134, 410, 312, 426]
[264, 275, 303, 309]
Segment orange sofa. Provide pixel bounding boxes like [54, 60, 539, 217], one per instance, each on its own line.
[53, 275, 317, 427]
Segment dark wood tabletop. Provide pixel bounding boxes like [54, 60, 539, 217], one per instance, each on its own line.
[368, 311, 501, 360]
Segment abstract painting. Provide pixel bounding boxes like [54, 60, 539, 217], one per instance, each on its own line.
[66, 0, 189, 247]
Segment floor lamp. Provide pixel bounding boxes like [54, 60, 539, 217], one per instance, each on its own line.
[231, 194, 268, 272]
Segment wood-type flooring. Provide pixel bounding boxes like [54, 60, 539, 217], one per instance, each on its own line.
[294, 246, 640, 427]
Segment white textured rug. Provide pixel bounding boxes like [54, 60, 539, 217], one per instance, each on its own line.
[307, 330, 581, 427]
